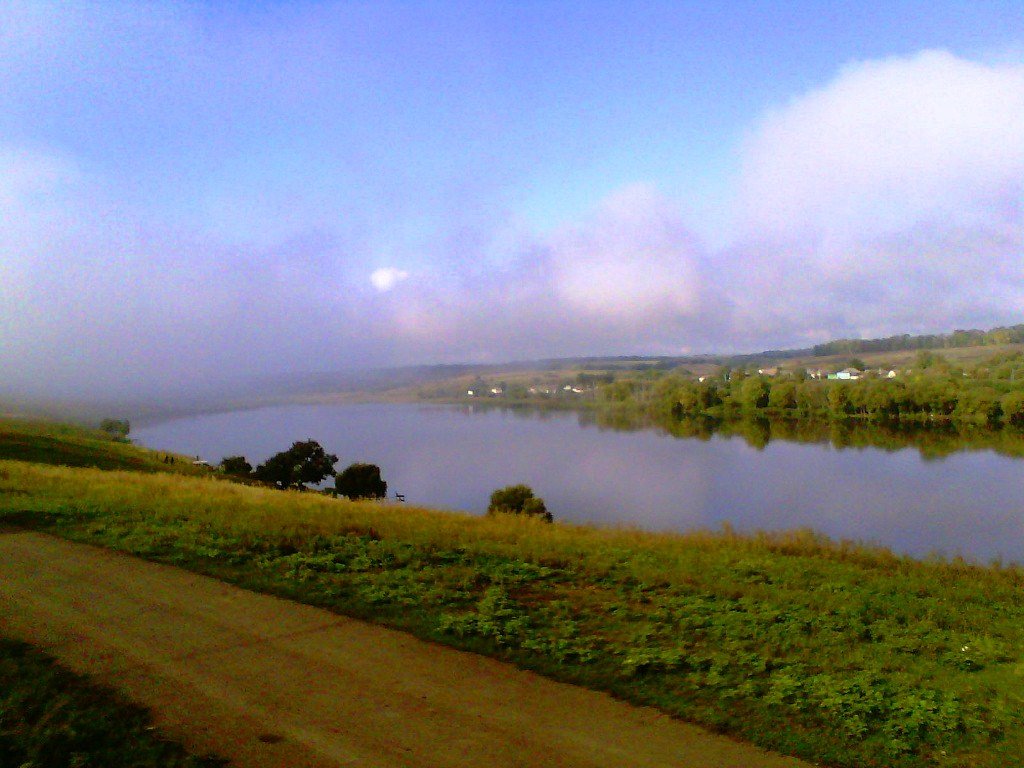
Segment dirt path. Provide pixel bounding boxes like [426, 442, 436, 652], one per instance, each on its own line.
[0, 531, 812, 768]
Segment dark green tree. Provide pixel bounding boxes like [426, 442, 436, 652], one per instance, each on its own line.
[487, 484, 552, 522]
[335, 462, 388, 500]
[219, 455, 253, 477]
[254, 440, 338, 490]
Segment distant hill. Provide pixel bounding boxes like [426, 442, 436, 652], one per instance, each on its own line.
[809, 325, 1024, 357]
[4, 323, 1022, 422]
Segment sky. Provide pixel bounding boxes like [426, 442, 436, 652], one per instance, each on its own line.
[1, 1, 1022, 400]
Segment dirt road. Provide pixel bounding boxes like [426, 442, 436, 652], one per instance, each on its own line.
[0, 531, 811, 768]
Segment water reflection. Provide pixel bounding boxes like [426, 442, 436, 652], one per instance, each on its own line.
[653, 414, 1024, 460]
[455, 403, 1024, 460]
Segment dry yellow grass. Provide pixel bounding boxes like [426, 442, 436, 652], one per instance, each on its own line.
[2, 459, 1008, 587]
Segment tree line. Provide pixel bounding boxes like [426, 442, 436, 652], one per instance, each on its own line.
[599, 352, 1024, 427]
[811, 325, 1024, 357]
[220, 440, 388, 500]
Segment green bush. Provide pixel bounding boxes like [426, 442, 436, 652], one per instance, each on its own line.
[334, 462, 387, 500]
[219, 456, 253, 476]
[487, 484, 552, 522]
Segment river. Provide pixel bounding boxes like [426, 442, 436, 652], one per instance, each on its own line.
[132, 403, 1024, 564]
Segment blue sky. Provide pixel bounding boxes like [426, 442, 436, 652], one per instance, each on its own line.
[1, 1, 1022, 398]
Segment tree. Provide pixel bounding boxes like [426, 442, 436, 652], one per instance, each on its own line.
[738, 377, 770, 410]
[599, 380, 634, 403]
[487, 484, 552, 522]
[335, 462, 388, 500]
[253, 440, 338, 490]
[767, 380, 797, 410]
[1000, 391, 1024, 426]
[100, 418, 130, 440]
[219, 455, 253, 476]
[827, 384, 851, 415]
[953, 387, 1001, 424]
[914, 350, 949, 371]
[794, 381, 826, 412]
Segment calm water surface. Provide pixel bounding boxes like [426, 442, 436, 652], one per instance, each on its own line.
[133, 403, 1024, 563]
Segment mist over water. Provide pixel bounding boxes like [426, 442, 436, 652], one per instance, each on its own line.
[132, 403, 1024, 564]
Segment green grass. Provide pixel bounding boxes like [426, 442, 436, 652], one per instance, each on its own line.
[0, 638, 224, 768]
[3, 456, 1024, 768]
[0, 417, 208, 475]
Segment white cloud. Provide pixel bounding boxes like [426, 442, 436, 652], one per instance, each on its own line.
[727, 50, 1024, 345]
[357, 185, 727, 362]
[738, 50, 1024, 241]
[546, 184, 707, 324]
[370, 267, 410, 292]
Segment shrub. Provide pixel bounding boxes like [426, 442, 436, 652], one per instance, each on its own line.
[99, 418, 131, 440]
[219, 456, 253, 477]
[1001, 391, 1024, 425]
[487, 484, 552, 522]
[335, 462, 388, 500]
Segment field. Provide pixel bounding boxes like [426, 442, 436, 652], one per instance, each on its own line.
[783, 343, 1024, 374]
[3, 426, 1024, 768]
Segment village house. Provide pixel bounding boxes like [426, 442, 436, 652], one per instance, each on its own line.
[828, 367, 862, 381]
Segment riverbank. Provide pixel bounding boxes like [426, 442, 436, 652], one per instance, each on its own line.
[2, 438, 1022, 766]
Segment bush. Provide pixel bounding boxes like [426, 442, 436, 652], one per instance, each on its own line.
[487, 484, 552, 522]
[99, 418, 130, 440]
[1001, 391, 1024, 425]
[335, 462, 387, 500]
[219, 456, 253, 477]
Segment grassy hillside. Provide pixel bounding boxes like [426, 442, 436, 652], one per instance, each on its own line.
[784, 343, 1024, 374]
[0, 417, 208, 475]
[2, 432, 1023, 767]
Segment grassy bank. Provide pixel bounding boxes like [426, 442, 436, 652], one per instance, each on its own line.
[0, 638, 224, 768]
[0, 418, 207, 474]
[2, 459, 1022, 768]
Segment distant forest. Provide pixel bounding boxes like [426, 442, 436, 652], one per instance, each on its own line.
[566, 323, 1024, 371]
